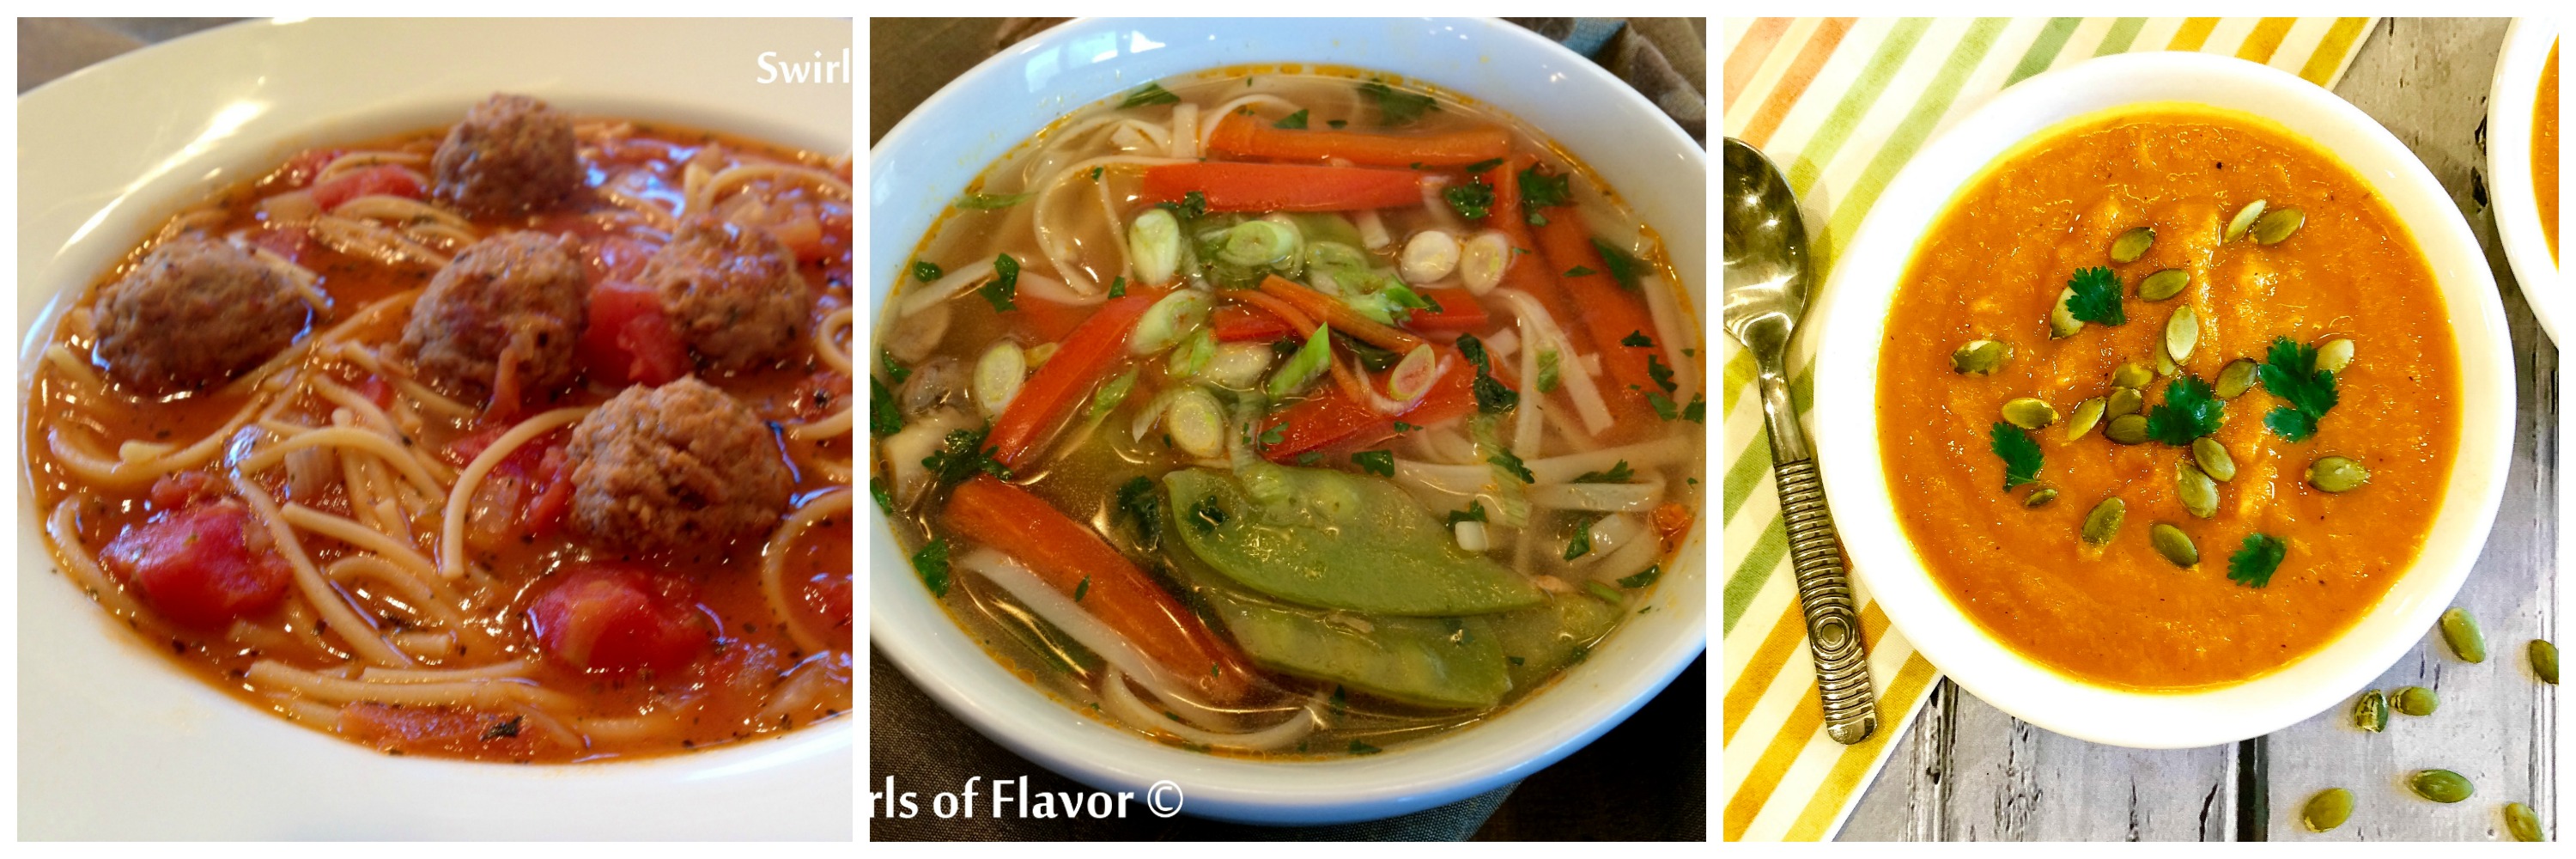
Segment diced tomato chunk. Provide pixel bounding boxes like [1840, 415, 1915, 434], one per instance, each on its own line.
[520, 448, 574, 537]
[351, 375, 394, 409]
[308, 165, 425, 210]
[100, 498, 291, 628]
[147, 472, 220, 509]
[275, 148, 343, 189]
[578, 280, 690, 387]
[528, 565, 711, 674]
[581, 235, 658, 285]
[339, 704, 550, 758]
[1212, 304, 1294, 343]
[249, 225, 312, 263]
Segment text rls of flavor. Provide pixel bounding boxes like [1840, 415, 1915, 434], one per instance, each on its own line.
[871, 777, 1185, 819]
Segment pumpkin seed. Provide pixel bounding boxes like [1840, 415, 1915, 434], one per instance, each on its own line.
[2253, 206, 2306, 245]
[2300, 788, 2354, 832]
[2002, 398, 2058, 430]
[2024, 487, 2060, 508]
[2505, 802, 2545, 842]
[2105, 413, 2151, 445]
[2081, 497, 2126, 545]
[2215, 358, 2259, 399]
[2393, 685, 2437, 716]
[2110, 227, 2156, 263]
[2063, 398, 2106, 441]
[2353, 689, 2389, 732]
[2532, 639, 2558, 684]
[1953, 339, 2011, 375]
[2441, 606, 2487, 663]
[2138, 268, 2191, 301]
[2406, 769, 2473, 804]
[2191, 438, 2237, 481]
[2226, 199, 2268, 242]
[2049, 286, 2083, 338]
[2149, 523, 2198, 567]
[2111, 362, 2153, 389]
[2105, 386, 2146, 418]
[2156, 348, 2177, 376]
[2306, 455, 2371, 492]
[2165, 307, 2199, 363]
[2175, 461, 2220, 519]
[2316, 338, 2354, 373]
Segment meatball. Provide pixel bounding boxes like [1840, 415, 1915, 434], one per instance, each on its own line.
[94, 237, 308, 394]
[566, 377, 792, 557]
[398, 232, 588, 408]
[641, 216, 808, 371]
[431, 93, 581, 216]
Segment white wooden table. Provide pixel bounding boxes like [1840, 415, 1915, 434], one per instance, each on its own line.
[1839, 17, 2560, 841]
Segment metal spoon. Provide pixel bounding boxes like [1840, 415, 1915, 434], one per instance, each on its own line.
[1721, 137, 1876, 745]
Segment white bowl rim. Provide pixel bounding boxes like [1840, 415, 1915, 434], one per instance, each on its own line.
[1807, 51, 2516, 749]
[866, 15, 1708, 825]
[2485, 17, 2561, 342]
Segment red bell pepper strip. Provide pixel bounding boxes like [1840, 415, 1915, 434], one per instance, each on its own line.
[1260, 347, 1482, 461]
[1212, 303, 1293, 343]
[984, 295, 1155, 469]
[1402, 287, 1490, 333]
[1139, 162, 1424, 213]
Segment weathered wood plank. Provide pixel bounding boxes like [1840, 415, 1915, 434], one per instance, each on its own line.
[2267, 16, 2559, 842]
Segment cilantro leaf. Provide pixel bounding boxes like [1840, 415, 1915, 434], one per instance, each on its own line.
[1074, 576, 1091, 603]
[1681, 396, 1706, 423]
[1620, 330, 1655, 348]
[2256, 336, 2339, 442]
[1352, 450, 1395, 478]
[1119, 82, 1181, 109]
[1358, 81, 1439, 125]
[1108, 275, 1127, 298]
[1295, 451, 1321, 466]
[1443, 180, 1495, 220]
[1115, 475, 1163, 550]
[1273, 109, 1309, 130]
[2227, 533, 2287, 588]
[879, 349, 911, 384]
[911, 539, 951, 597]
[2064, 266, 2125, 326]
[1574, 460, 1634, 483]
[980, 253, 1020, 312]
[921, 428, 1012, 487]
[1519, 165, 1572, 211]
[1444, 501, 1488, 526]
[1187, 495, 1229, 533]
[2145, 375, 2225, 446]
[1618, 564, 1662, 588]
[1564, 518, 1595, 560]
[912, 260, 943, 282]
[1454, 333, 1520, 414]
[1564, 265, 1598, 277]
[1647, 354, 1677, 393]
[1461, 157, 1505, 174]
[1488, 448, 1534, 484]
[1989, 422, 2044, 490]
[1592, 238, 1645, 290]
[870, 375, 903, 436]
[869, 476, 895, 515]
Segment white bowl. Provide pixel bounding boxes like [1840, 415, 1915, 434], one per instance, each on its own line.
[16, 18, 853, 839]
[867, 17, 1707, 825]
[1808, 52, 2515, 750]
[2486, 18, 2560, 343]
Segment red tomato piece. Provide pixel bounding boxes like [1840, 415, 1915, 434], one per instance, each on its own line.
[249, 225, 312, 264]
[527, 565, 711, 674]
[578, 280, 690, 387]
[147, 471, 219, 509]
[338, 704, 550, 758]
[275, 148, 343, 189]
[308, 165, 425, 210]
[100, 499, 292, 628]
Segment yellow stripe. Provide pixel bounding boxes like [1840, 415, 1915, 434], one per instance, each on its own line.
[1722, 603, 1811, 744]
[2299, 17, 2372, 86]
[2234, 17, 2298, 64]
[1723, 601, 1894, 840]
[2166, 17, 2221, 52]
[1781, 653, 1941, 840]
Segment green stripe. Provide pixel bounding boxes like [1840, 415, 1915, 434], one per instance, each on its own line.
[1722, 431, 1771, 522]
[1723, 515, 1789, 634]
[1814, 19, 2010, 277]
[2093, 17, 2148, 56]
[2005, 17, 2086, 85]
[1785, 18, 1935, 198]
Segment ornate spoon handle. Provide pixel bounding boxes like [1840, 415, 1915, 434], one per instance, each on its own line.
[1771, 455, 1878, 744]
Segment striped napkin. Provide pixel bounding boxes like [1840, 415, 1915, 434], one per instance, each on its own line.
[1718, 17, 2378, 842]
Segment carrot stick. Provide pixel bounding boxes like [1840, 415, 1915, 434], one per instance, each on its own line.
[984, 295, 1155, 468]
[1402, 287, 1490, 333]
[1139, 162, 1423, 212]
[945, 477, 1256, 704]
[1211, 304, 1292, 343]
[1205, 114, 1510, 168]
[1231, 290, 1317, 338]
[1534, 216, 1662, 417]
[1485, 155, 1582, 333]
[1255, 275, 1425, 354]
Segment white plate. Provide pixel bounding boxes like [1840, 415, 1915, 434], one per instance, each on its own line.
[868, 17, 1707, 825]
[2487, 18, 2560, 343]
[1809, 52, 2515, 749]
[17, 18, 853, 839]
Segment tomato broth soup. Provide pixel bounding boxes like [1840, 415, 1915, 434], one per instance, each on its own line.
[1876, 106, 2460, 691]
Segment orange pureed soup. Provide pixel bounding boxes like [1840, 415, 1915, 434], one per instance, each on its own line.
[2536, 40, 2558, 263]
[1878, 107, 2460, 690]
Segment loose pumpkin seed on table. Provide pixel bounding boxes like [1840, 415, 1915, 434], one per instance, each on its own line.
[2112, 362, 2153, 389]
[2504, 802, 2545, 842]
[2226, 199, 2268, 241]
[2253, 206, 2306, 245]
[2532, 639, 2558, 684]
[2306, 455, 2370, 492]
[2105, 386, 2145, 417]
[2137, 268, 2191, 301]
[2191, 437, 2237, 481]
[2002, 397, 2057, 429]
[2063, 398, 2105, 440]
[2316, 337, 2355, 373]
[2164, 306, 2199, 362]
[2405, 769, 2474, 804]
[2439, 607, 2487, 662]
[2110, 227, 2155, 263]
[2105, 413, 2151, 445]
[2081, 497, 2125, 545]
[2352, 689, 2389, 732]
[2300, 788, 2354, 832]
[2148, 523, 2197, 567]
[2174, 461, 2220, 519]
[1952, 338, 2011, 375]
[2392, 685, 2437, 716]
[2215, 358, 2258, 399]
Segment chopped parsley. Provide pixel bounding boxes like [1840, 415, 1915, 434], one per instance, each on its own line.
[1273, 109, 1309, 130]
[1518, 165, 1573, 216]
[1295, 451, 1321, 466]
[921, 428, 1012, 486]
[954, 192, 1033, 210]
[1352, 449, 1395, 477]
[1564, 265, 1598, 277]
[1681, 395, 1706, 423]
[1989, 422, 2043, 490]
[1348, 740, 1382, 755]
[1620, 330, 1655, 348]
[2145, 375, 2225, 446]
[1257, 422, 1285, 449]
[1090, 166, 1103, 181]
[869, 477, 895, 515]
[1074, 576, 1091, 603]
[1119, 82, 1181, 108]
[1647, 354, 1677, 393]
[1392, 421, 1424, 434]
[1573, 460, 1634, 483]
[1115, 475, 1163, 550]
[1488, 448, 1534, 484]
[879, 349, 911, 384]
[2065, 266, 2125, 326]
[2227, 533, 2287, 588]
[1162, 190, 1211, 219]
[979, 253, 1021, 312]
[1445, 501, 1488, 526]
[911, 538, 951, 597]
[1443, 180, 1496, 220]
[1592, 239, 1646, 290]
[869, 376, 903, 436]
[1358, 80, 1439, 125]
[2257, 336, 2340, 442]
[1107, 275, 1127, 297]
[911, 260, 943, 282]
[1564, 519, 1595, 560]
[1327, 119, 1347, 130]
[1454, 333, 1520, 414]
